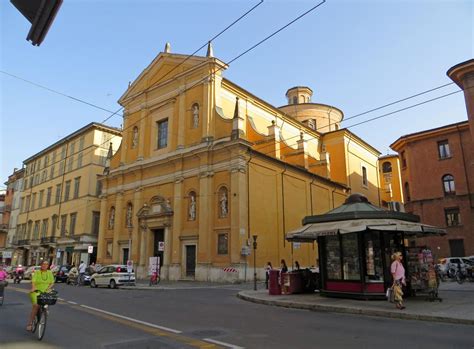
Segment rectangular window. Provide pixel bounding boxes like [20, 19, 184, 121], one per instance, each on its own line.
[38, 190, 44, 208]
[41, 219, 48, 239]
[42, 170, 47, 183]
[31, 193, 36, 210]
[68, 155, 74, 172]
[64, 180, 71, 201]
[27, 221, 33, 240]
[362, 166, 368, 187]
[25, 195, 31, 213]
[52, 150, 56, 165]
[51, 216, 58, 236]
[92, 211, 100, 235]
[50, 164, 55, 179]
[20, 197, 24, 213]
[61, 145, 67, 159]
[33, 220, 40, 240]
[445, 207, 461, 226]
[401, 151, 407, 168]
[55, 184, 61, 204]
[69, 213, 77, 236]
[95, 179, 102, 196]
[438, 140, 451, 159]
[217, 233, 229, 255]
[341, 234, 360, 280]
[157, 119, 168, 149]
[79, 136, 85, 151]
[77, 152, 83, 168]
[106, 241, 113, 258]
[60, 215, 67, 236]
[99, 149, 108, 166]
[325, 235, 342, 279]
[46, 187, 52, 207]
[73, 177, 81, 199]
[59, 161, 64, 176]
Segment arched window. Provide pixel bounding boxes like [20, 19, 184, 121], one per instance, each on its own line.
[188, 191, 197, 221]
[404, 182, 410, 202]
[218, 186, 229, 218]
[192, 103, 199, 128]
[442, 174, 455, 194]
[126, 203, 133, 228]
[382, 162, 392, 173]
[108, 207, 115, 230]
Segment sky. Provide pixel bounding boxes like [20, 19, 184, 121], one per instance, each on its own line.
[1, 0, 473, 184]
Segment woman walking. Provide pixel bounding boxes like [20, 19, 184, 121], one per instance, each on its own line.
[391, 252, 406, 310]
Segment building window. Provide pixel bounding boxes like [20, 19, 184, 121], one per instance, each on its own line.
[362, 166, 368, 187]
[38, 190, 44, 208]
[31, 193, 36, 210]
[25, 195, 31, 212]
[188, 191, 197, 221]
[64, 180, 71, 201]
[218, 186, 229, 218]
[382, 161, 392, 173]
[50, 165, 55, 179]
[108, 207, 115, 230]
[445, 207, 461, 227]
[55, 184, 61, 204]
[69, 213, 77, 236]
[401, 151, 407, 168]
[96, 180, 102, 196]
[106, 241, 113, 258]
[292, 96, 297, 104]
[79, 136, 85, 151]
[442, 174, 455, 195]
[438, 140, 451, 159]
[46, 187, 52, 207]
[33, 220, 40, 240]
[59, 161, 64, 176]
[51, 215, 58, 236]
[41, 219, 48, 239]
[132, 126, 139, 148]
[68, 155, 74, 172]
[404, 182, 410, 202]
[73, 177, 81, 199]
[449, 239, 465, 257]
[157, 119, 168, 149]
[92, 211, 100, 235]
[217, 233, 228, 255]
[77, 152, 83, 168]
[42, 170, 47, 183]
[61, 145, 66, 159]
[307, 119, 316, 130]
[60, 215, 67, 236]
[192, 103, 199, 128]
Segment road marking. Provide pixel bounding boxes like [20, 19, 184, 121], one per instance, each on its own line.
[58, 297, 65, 301]
[203, 338, 245, 349]
[67, 301, 78, 305]
[80, 304, 182, 333]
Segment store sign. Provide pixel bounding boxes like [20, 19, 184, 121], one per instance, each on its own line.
[87, 245, 94, 254]
[2, 251, 12, 258]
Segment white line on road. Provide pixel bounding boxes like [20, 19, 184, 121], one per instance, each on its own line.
[67, 301, 78, 305]
[58, 298, 65, 301]
[79, 304, 182, 334]
[203, 338, 245, 349]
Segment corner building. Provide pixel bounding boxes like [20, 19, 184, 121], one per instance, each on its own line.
[98, 45, 385, 281]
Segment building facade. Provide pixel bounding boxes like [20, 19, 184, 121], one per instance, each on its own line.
[15, 123, 121, 267]
[378, 154, 404, 211]
[97, 44, 386, 281]
[1, 168, 24, 264]
[391, 121, 474, 258]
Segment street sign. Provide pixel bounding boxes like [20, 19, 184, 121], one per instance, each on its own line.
[127, 260, 133, 273]
[158, 241, 165, 251]
[87, 245, 94, 254]
[56, 251, 61, 258]
[2, 251, 12, 258]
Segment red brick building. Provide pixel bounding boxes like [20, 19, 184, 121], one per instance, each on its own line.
[391, 121, 474, 258]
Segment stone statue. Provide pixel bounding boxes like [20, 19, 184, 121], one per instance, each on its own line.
[189, 195, 196, 220]
[132, 127, 139, 148]
[192, 104, 199, 128]
[108, 207, 115, 229]
[220, 190, 228, 217]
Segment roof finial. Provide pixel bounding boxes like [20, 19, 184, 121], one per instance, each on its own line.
[206, 41, 214, 58]
[164, 42, 171, 53]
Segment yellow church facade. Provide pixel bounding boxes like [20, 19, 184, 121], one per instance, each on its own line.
[97, 44, 386, 281]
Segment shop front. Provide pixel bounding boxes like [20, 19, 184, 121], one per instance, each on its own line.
[287, 194, 445, 299]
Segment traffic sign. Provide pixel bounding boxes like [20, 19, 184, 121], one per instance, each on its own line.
[87, 245, 94, 254]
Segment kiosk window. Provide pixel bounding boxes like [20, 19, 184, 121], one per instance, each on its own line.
[364, 231, 384, 282]
[325, 235, 342, 280]
[342, 234, 360, 280]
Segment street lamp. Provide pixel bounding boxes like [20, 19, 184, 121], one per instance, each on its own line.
[252, 235, 258, 291]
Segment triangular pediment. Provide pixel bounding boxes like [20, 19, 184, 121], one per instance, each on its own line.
[118, 52, 227, 105]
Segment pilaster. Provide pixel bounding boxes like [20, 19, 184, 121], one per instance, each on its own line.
[112, 191, 124, 263]
[96, 193, 108, 263]
[138, 106, 148, 160]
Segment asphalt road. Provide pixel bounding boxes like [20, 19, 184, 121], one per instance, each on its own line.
[1, 282, 473, 349]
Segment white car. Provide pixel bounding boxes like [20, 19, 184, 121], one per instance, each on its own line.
[437, 257, 472, 274]
[90, 264, 135, 289]
[24, 266, 41, 280]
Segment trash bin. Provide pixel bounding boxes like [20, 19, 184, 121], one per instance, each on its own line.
[268, 269, 281, 295]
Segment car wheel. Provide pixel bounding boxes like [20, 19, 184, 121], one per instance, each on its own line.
[90, 279, 97, 288]
[109, 279, 117, 289]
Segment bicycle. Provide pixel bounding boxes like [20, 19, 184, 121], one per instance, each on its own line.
[31, 290, 58, 340]
[149, 271, 160, 286]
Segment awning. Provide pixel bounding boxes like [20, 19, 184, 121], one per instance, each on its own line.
[287, 218, 446, 242]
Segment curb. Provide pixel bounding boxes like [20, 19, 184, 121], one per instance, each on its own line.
[237, 292, 474, 326]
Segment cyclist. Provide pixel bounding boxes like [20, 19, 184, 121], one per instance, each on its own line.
[27, 260, 54, 331]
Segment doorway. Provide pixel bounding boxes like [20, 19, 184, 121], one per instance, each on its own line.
[185, 245, 196, 277]
[153, 229, 164, 268]
[122, 248, 129, 265]
[449, 239, 465, 257]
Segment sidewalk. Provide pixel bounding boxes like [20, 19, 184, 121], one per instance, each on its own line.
[237, 282, 474, 325]
[121, 279, 252, 291]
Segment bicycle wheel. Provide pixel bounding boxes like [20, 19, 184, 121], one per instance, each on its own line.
[31, 312, 39, 333]
[37, 307, 47, 340]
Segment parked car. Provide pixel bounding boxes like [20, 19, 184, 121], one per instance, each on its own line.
[54, 265, 72, 283]
[437, 257, 472, 276]
[24, 266, 41, 280]
[90, 265, 135, 289]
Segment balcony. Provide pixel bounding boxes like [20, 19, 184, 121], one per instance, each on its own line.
[41, 236, 57, 245]
[17, 239, 30, 246]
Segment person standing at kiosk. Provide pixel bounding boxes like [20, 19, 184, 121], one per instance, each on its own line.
[391, 252, 406, 310]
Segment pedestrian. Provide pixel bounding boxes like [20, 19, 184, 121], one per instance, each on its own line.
[391, 252, 406, 310]
[78, 261, 86, 286]
[265, 262, 273, 289]
[280, 259, 288, 273]
[294, 261, 300, 271]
